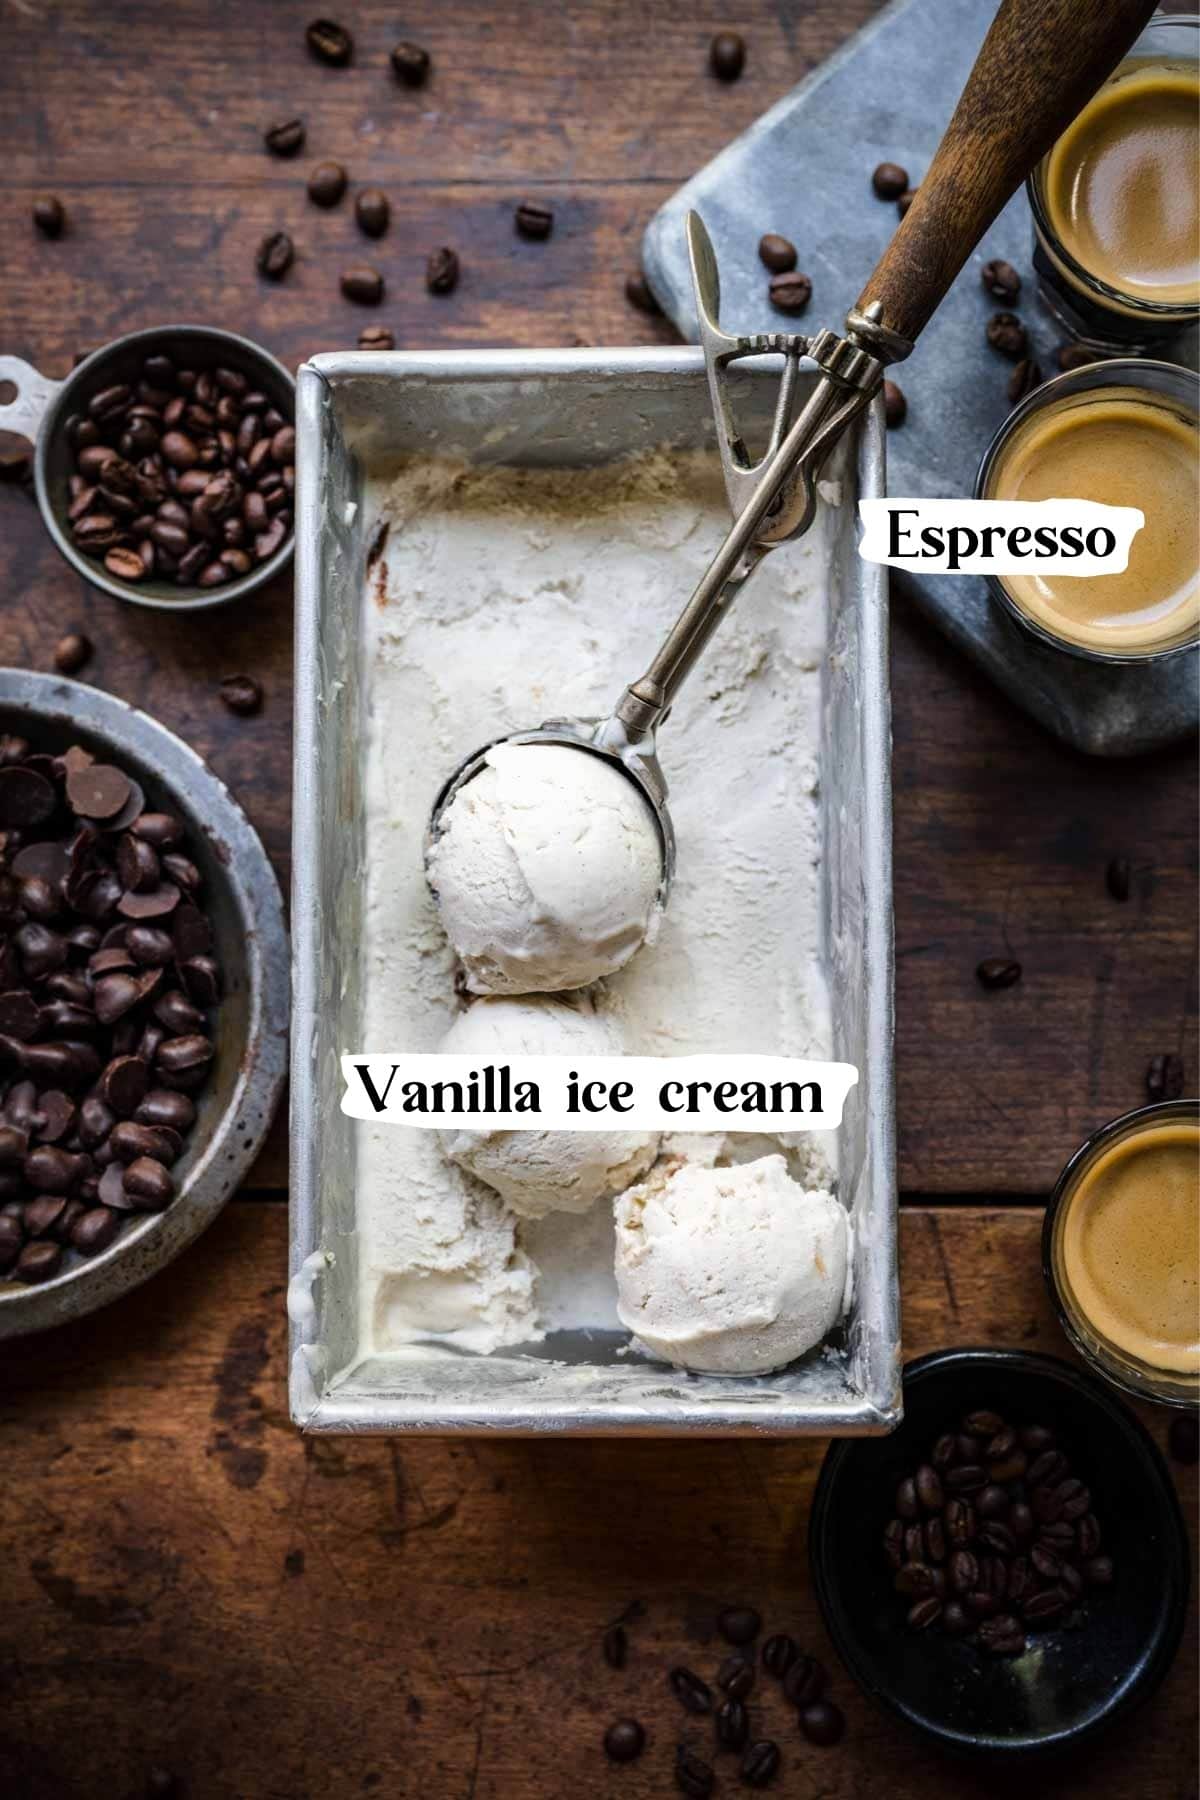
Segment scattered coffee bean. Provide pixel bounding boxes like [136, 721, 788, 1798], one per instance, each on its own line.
[257, 232, 295, 281]
[709, 31, 746, 81]
[602, 1622, 628, 1669]
[882, 380, 907, 428]
[976, 957, 1021, 990]
[782, 1654, 825, 1708]
[740, 1739, 780, 1787]
[987, 311, 1028, 358]
[264, 119, 305, 157]
[1146, 1052, 1185, 1102]
[603, 1718, 644, 1763]
[799, 1701, 844, 1747]
[768, 271, 812, 315]
[341, 265, 384, 305]
[355, 188, 390, 238]
[306, 17, 352, 64]
[715, 1695, 749, 1751]
[981, 258, 1022, 303]
[218, 675, 263, 717]
[308, 162, 347, 207]
[33, 196, 65, 239]
[669, 1667, 713, 1716]
[391, 40, 431, 85]
[15, 1238, 62, 1282]
[104, 547, 145, 584]
[358, 326, 396, 350]
[1169, 1415, 1199, 1466]
[1105, 856, 1132, 902]
[514, 202, 554, 241]
[1058, 343, 1101, 371]
[675, 1747, 715, 1797]
[896, 188, 918, 217]
[1008, 357, 1042, 404]
[426, 247, 460, 296]
[872, 162, 909, 200]
[716, 1652, 755, 1700]
[758, 233, 797, 273]
[625, 272, 661, 314]
[717, 1604, 761, 1646]
[53, 633, 92, 675]
[760, 1634, 798, 1679]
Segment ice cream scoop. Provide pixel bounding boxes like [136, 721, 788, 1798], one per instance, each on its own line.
[613, 1153, 848, 1374]
[427, 741, 663, 995]
[437, 992, 659, 1217]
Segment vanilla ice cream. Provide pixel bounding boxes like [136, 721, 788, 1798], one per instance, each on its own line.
[438, 994, 659, 1218]
[426, 741, 663, 995]
[613, 1154, 848, 1375]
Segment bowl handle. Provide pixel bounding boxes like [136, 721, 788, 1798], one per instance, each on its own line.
[0, 356, 63, 445]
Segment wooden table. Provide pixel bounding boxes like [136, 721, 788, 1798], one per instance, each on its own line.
[1, 5, 1195, 1796]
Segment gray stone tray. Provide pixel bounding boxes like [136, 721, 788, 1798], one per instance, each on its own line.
[642, 0, 1197, 757]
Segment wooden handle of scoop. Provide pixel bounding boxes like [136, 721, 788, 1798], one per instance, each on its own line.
[853, 0, 1158, 354]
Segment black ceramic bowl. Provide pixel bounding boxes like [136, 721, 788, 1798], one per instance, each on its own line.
[810, 1348, 1189, 1757]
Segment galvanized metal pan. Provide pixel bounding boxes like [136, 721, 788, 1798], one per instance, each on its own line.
[0, 671, 289, 1338]
[290, 348, 898, 1435]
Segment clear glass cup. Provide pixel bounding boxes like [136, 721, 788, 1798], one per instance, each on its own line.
[975, 357, 1200, 663]
[1043, 1099, 1199, 1409]
[1027, 13, 1199, 353]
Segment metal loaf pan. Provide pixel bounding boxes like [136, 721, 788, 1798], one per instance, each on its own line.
[290, 348, 898, 1435]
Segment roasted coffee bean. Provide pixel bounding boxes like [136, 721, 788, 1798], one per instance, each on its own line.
[34, 195, 66, 238]
[739, 1740, 780, 1788]
[1010, 1503, 1034, 1542]
[306, 17, 353, 64]
[1020, 1424, 1055, 1453]
[717, 1655, 755, 1700]
[978, 1614, 1026, 1656]
[15, 1239, 62, 1283]
[341, 265, 384, 305]
[1030, 1543, 1064, 1580]
[768, 272, 812, 315]
[895, 1475, 918, 1519]
[949, 1550, 979, 1595]
[761, 1633, 798, 1679]
[308, 161, 347, 207]
[799, 1701, 844, 1747]
[1169, 1415, 1199, 1466]
[709, 31, 746, 80]
[125, 926, 173, 968]
[882, 381, 907, 427]
[358, 325, 397, 350]
[981, 258, 1022, 303]
[872, 161, 909, 200]
[894, 1561, 934, 1597]
[514, 202, 554, 241]
[988, 1449, 1028, 1483]
[427, 247, 460, 295]
[903, 1523, 924, 1563]
[1055, 1478, 1090, 1521]
[391, 40, 431, 85]
[906, 1596, 942, 1631]
[923, 1517, 947, 1564]
[782, 1655, 825, 1707]
[257, 232, 294, 281]
[946, 1463, 987, 1493]
[1038, 1518, 1076, 1552]
[717, 1605, 760, 1646]
[71, 1205, 120, 1255]
[1146, 1052, 1185, 1102]
[715, 1695, 749, 1751]
[915, 1464, 943, 1512]
[758, 233, 797, 273]
[943, 1498, 975, 1547]
[963, 1411, 1005, 1438]
[897, 188, 918, 216]
[941, 1600, 970, 1636]
[180, 956, 220, 1005]
[1027, 1449, 1067, 1486]
[0, 1123, 28, 1165]
[265, 119, 305, 157]
[976, 1483, 1008, 1519]
[218, 674, 263, 717]
[133, 813, 183, 850]
[979, 1521, 1016, 1555]
[675, 1746, 714, 1797]
[25, 1145, 81, 1193]
[603, 1717, 644, 1763]
[24, 1194, 68, 1238]
[110, 1120, 181, 1167]
[123, 1155, 174, 1209]
[355, 189, 390, 238]
[987, 311, 1028, 358]
[1008, 357, 1043, 405]
[882, 1519, 905, 1570]
[976, 957, 1021, 990]
[0, 1212, 22, 1271]
[54, 631, 94, 674]
[1059, 342, 1102, 371]
[1022, 1585, 1069, 1622]
[669, 1667, 712, 1715]
[965, 1589, 1001, 1619]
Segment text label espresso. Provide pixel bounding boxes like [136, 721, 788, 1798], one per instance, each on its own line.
[342, 1054, 859, 1132]
[858, 497, 1143, 574]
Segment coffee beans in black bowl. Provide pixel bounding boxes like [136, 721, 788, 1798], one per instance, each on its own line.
[33, 326, 295, 611]
[809, 1349, 1189, 1757]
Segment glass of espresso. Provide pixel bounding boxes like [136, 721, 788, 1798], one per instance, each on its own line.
[1044, 1100, 1199, 1408]
[1027, 13, 1199, 352]
[977, 358, 1199, 661]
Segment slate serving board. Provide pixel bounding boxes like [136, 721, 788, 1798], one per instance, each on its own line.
[642, 0, 1198, 757]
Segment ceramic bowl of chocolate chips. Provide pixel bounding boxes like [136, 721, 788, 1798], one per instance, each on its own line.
[0, 671, 289, 1337]
[810, 1349, 1190, 1757]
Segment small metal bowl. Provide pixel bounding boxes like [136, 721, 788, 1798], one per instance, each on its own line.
[810, 1348, 1189, 1758]
[0, 324, 295, 611]
[0, 670, 289, 1338]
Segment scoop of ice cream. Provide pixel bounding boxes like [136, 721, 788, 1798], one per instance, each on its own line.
[426, 741, 663, 995]
[438, 993, 660, 1218]
[613, 1153, 848, 1374]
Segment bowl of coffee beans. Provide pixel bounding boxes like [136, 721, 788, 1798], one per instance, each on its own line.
[809, 1348, 1189, 1756]
[0, 325, 294, 609]
[0, 670, 289, 1335]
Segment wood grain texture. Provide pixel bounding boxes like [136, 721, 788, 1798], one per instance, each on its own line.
[0, 1203, 1194, 1800]
[0, 0, 1195, 1205]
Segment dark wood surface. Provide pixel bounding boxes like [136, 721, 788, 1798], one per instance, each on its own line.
[1, 5, 1196, 1797]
